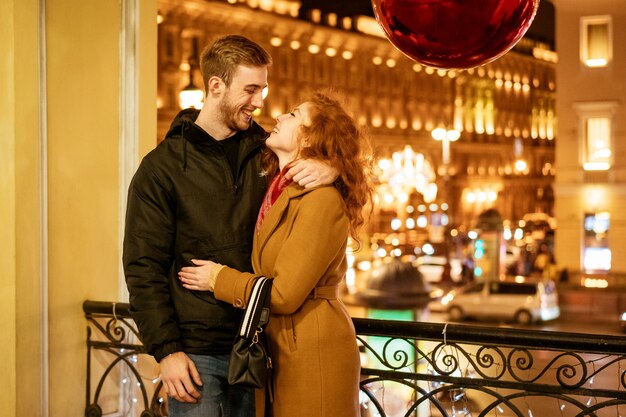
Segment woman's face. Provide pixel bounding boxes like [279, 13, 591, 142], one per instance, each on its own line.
[265, 102, 310, 160]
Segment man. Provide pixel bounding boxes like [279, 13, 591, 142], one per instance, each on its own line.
[123, 35, 335, 417]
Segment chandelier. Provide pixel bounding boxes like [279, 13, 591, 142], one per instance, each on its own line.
[374, 145, 438, 211]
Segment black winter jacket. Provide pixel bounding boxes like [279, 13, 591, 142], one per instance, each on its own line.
[123, 109, 269, 361]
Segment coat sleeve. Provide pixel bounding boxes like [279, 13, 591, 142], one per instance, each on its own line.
[214, 187, 348, 315]
[213, 267, 259, 309]
[122, 159, 181, 361]
[268, 187, 349, 314]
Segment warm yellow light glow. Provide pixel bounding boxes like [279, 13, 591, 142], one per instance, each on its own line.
[310, 9, 321, 23]
[341, 50, 353, 60]
[355, 16, 386, 38]
[270, 108, 281, 118]
[289, 40, 301, 50]
[515, 159, 527, 172]
[270, 36, 282, 47]
[372, 56, 383, 65]
[431, 128, 460, 141]
[325, 47, 337, 57]
[327, 12, 337, 26]
[583, 278, 609, 288]
[378, 158, 391, 171]
[357, 261, 372, 271]
[308, 44, 320, 54]
[374, 146, 437, 210]
[417, 215, 428, 228]
[586, 58, 608, 67]
[386, 58, 396, 68]
[584, 162, 610, 171]
[259, 0, 273, 11]
[179, 87, 204, 109]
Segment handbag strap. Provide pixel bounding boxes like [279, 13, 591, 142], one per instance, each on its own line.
[239, 277, 273, 339]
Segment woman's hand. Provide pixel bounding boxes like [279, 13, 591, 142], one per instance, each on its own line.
[178, 259, 224, 292]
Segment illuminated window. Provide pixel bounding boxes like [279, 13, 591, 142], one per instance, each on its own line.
[580, 16, 612, 68]
[582, 212, 611, 274]
[584, 118, 611, 170]
[573, 101, 618, 171]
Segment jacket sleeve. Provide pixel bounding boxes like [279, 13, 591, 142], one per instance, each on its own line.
[122, 159, 181, 361]
[267, 188, 348, 314]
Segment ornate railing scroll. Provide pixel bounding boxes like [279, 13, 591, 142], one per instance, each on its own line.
[355, 318, 626, 417]
[84, 300, 626, 417]
[84, 300, 165, 417]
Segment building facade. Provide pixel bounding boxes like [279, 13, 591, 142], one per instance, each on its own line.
[553, 0, 626, 284]
[157, 0, 557, 257]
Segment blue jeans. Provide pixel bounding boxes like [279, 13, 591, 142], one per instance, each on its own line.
[168, 353, 255, 417]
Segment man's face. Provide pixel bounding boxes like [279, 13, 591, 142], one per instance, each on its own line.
[219, 65, 268, 132]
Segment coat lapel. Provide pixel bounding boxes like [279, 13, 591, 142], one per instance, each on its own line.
[251, 183, 320, 272]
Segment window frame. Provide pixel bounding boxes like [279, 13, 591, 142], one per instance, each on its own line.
[573, 101, 618, 171]
[580, 15, 613, 68]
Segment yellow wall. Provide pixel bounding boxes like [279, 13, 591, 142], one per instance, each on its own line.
[1, 0, 43, 415]
[2, 0, 156, 415]
[45, 0, 156, 414]
[0, 0, 18, 413]
[46, 1, 122, 414]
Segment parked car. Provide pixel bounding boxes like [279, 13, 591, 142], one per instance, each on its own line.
[439, 278, 560, 324]
[414, 256, 463, 284]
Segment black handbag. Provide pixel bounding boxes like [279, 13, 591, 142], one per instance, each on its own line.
[228, 276, 273, 388]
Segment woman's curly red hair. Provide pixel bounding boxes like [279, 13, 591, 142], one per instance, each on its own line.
[262, 92, 374, 241]
[299, 92, 374, 241]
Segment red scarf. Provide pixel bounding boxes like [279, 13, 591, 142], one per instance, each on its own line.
[256, 168, 293, 232]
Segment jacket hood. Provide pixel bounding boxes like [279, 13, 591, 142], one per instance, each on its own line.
[164, 108, 200, 140]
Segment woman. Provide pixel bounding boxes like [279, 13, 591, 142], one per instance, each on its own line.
[178, 92, 373, 417]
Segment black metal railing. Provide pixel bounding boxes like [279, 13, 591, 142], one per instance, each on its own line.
[84, 300, 626, 417]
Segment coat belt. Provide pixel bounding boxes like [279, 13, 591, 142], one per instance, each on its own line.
[307, 285, 338, 300]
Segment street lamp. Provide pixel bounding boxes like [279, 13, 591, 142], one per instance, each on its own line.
[431, 128, 460, 167]
[179, 37, 204, 109]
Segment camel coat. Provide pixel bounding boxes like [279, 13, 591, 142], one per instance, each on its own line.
[214, 183, 360, 417]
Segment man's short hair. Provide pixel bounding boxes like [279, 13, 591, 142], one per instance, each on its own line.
[200, 34, 272, 91]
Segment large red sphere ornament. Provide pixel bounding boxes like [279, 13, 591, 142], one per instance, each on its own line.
[371, 0, 540, 69]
